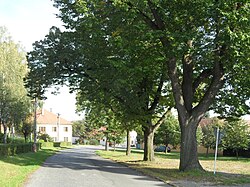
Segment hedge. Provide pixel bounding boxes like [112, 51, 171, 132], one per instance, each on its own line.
[0, 143, 41, 157]
[40, 142, 72, 148]
[41, 142, 54, 148]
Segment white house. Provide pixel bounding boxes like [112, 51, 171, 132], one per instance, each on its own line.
[37, 109, 72, 142]
[100, 130, 137, 147]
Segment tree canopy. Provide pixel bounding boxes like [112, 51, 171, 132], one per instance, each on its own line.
[0, 26, 31, 143]
[26, 1, 250, 171]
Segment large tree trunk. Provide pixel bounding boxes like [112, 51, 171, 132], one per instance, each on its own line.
[126, 129, 131, 156]
[143, 125, 155, 161]
[179, 119, 203, 171]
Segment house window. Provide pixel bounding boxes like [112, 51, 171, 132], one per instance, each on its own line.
[64, 137, 68, 142]
[52, 127, 57, 132]
[39, 127, 46, 133]
[64, 127, 68, 132]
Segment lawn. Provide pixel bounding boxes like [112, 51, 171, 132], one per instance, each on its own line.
[96, 149, 250, 186]
[0, 147, 61, 187]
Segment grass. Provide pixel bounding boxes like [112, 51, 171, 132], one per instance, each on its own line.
[96, 149, 250, 186]
[0, 147, 64, 187]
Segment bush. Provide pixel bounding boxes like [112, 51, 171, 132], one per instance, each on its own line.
[38, 134, 53, 142]
[39, 141, 72, 148]
[0, 143, 41, 157]
[59, 142, 72, 147]
[89, 139, 99, 145]
[10, 137, 26, 144]
[41, 142, 54, 148]
[0, 133, 11, 143]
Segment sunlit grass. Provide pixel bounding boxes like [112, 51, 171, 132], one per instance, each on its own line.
[96, 149, 250, 185]
[0, 147, 61, 187]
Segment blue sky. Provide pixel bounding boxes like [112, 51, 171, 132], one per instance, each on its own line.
[0, 0, 83, 121]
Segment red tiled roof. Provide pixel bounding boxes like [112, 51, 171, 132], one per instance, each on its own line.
[37, 109, 71, 125]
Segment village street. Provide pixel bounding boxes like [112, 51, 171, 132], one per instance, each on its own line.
[25, 146, 169, 187]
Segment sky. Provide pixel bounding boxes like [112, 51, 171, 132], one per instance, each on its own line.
[0, 0, 83, 121]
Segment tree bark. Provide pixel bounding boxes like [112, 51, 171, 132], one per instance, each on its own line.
[126, 129, 131, 156]
[143, 125, 155, 161]
[179, 119, 203, 171]
[206, 147, 209, 157]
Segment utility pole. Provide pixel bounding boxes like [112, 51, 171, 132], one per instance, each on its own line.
[57, 113, 60, 142]
[33, 97, 38, 152]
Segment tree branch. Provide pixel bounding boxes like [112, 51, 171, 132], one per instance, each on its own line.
[192, 69, 213, 93]
[152, 107, 171, 131]
[192, 61, 224, 120]
[148, 63, 167, 113]
[147, 0, 165, 30]
[182, 44, 193, 112]
[167, 58, 188, 118]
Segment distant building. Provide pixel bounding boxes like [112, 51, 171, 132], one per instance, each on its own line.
[37, 109, 72, 142]
[100, 130, 137, 147]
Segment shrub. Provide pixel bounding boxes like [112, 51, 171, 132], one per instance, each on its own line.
[41, 142, 54, 148]
[89, 139, 99, 145]
[59, 142, 72, 147]
[38, 134, 53, 142]
[0, 133, 11, 143]
[0, 143, 41, 157]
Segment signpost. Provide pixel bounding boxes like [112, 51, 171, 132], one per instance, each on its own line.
[214, 127, 219, 174]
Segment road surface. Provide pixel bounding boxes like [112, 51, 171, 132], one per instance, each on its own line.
[25, 146, 169, 187]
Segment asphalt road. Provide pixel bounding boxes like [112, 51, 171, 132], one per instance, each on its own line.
[25, 146, 169, 187]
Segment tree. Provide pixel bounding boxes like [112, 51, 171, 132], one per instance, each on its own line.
[201, 118, 224, 157]
[25, 1, 250, 171]
[38, 133, 53, 142]
[27, 24, 172, 161]
[222, 120, 249, 159]
[72, 120, 86, 137]
[16, 114, 33, 143]
[106, 0, 249, 171]
[0, 26, 30, 143]
[154, 112, 180, 150]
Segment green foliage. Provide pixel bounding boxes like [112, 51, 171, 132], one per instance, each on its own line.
[38, 134, 53, 142]
[154, 112, 180, 148]
[201, 124, 216, 150]
[52, 142, 72, 147]
[15, 115, 33, 142]
[201, 118, 224, 151]
[72, 120, 86, 137]
[0, 133, 10, 143]
[88, 139, 99, 145]
[41, 142, 54, 148]
[0, 26, 32, 143]
[222, 120, 250, 158]
[25, 0, 250, 169]
[196, 127, 203, 146]
[0, 143, 40, 157]
[58, 142, 72, 147]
